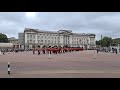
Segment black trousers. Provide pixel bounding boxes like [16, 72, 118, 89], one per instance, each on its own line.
[38, 51, 40, 55]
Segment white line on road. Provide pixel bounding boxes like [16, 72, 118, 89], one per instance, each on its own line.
[9, 70, 120, 75]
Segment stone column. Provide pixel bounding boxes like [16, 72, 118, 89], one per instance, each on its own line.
[65, 35, 66, 45]
[66, 35, 67, 45]
[18, 45, 19, 49]
[66, 36, 68, 45]
[68, 36, 69, 45]
[63, 35, 65, 46]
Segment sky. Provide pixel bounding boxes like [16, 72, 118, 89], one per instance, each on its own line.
[0, 12, 120, 40]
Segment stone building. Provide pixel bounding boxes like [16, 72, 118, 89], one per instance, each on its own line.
[8, 37, 22, 49]
[20, 28, 96, 49]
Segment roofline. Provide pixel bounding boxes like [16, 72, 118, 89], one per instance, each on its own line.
[24, 28, 96, 36]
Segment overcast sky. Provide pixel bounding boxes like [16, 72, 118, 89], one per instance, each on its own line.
[0, 12, 120, 40]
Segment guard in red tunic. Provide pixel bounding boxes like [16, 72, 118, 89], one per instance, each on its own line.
[50, 48, 52, 54]
[43, 48, 45, 54]
[38, 46, 40, 55]
[38, 49, 40, 55]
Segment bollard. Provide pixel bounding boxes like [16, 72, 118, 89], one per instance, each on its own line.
[8, 62, 10, 75]
[94, 52, 96, 59]
[0, 51, 1, 56]
[49, 51, 50, 59]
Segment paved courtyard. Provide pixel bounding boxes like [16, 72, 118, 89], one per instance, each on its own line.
[0, 50, 120, 78]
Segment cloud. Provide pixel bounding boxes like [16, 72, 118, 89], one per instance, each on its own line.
[0, 12, 120, 40]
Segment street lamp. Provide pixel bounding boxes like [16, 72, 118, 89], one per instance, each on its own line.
[118, 42, 119, 53]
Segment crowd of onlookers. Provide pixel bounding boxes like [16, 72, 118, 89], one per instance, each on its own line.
[0, 48, 33, 54]
[96, 47, 120, 54]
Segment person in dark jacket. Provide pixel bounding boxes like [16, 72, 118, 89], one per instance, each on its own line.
[97, 48, 99, 54]
[115, 48, 118, 54]
[112, 48, 114, 53]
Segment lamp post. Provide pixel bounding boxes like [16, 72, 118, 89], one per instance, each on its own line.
[118, 43, 119, 53]
[110, 44, 112, 53]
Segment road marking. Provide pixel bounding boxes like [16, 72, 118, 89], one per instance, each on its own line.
[9, 70, 120, 75]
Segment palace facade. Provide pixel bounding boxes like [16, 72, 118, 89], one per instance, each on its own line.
[18, 28, 96, 49]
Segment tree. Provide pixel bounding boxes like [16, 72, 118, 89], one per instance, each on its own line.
[96, 40, 100, 45]
[101, 37, 112, 47]
[112, 38, 120, 45]
[96, 36, 120, 47]
[0, 33, 9, 43]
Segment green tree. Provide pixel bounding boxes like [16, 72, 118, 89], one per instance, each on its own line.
[0, 33, 9, 43]
[96, 36, 120, 47]
[101, 37, 112, 47]
[112, 38, 120, 45]
[96, 40, 100, 45]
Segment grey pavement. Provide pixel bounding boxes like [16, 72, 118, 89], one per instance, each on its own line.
[0, 50, 120, 78]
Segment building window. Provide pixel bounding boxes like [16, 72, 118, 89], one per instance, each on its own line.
[30, 35, 32, 38]
[77, 41, 78, 44]
[30, 40, 32, 43]
[27, 35, 29, 39]
[33, 40, 35, 43]
[33, 35, 35, 39]
[27, 40, 29, 43]
[80, 40, 81, 44]
[87, 39, 89, 42]
[48, 40, 50, 43]
[38, 36, 40, 39]
[45, 40, 47, 44]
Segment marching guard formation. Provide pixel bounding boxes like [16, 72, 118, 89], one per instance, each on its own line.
[32, 47, 84, 55]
